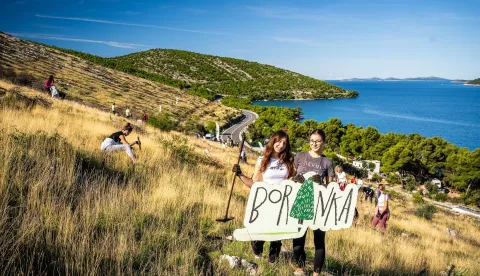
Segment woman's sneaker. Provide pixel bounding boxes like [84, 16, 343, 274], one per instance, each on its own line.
[254, 254, 262, 260]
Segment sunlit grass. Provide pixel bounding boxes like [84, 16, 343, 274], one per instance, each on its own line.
[0, 81, 478, 275]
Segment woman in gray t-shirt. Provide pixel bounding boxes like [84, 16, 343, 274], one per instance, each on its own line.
[291, 129, 334, 276]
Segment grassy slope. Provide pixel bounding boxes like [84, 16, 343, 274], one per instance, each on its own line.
[111, 49, 357, 100]
[1, 82, 479, 275]
[0, 33, 240, 125]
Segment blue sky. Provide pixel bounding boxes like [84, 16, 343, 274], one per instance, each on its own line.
[1, 0, 479, 80]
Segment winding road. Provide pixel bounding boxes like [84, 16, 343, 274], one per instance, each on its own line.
[221, 109, 258, 144]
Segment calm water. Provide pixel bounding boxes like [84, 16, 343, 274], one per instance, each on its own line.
[254, 81, 480, 150]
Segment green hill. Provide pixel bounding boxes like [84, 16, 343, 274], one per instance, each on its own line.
[53, 47, 358, 101]
[0, 32, 240, 126]
[467, 78, 480, 85]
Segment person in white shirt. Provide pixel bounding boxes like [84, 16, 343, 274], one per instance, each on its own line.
[335, 165, 348, 190]
[232, 130, 295, 265]
[372, 184, 389, 234]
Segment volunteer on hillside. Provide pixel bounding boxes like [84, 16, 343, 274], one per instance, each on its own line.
[372, 184, 389, 234]
[232, 130, 295, 265]
[100, 123, 139, 162]
[290, 129, 334, 276]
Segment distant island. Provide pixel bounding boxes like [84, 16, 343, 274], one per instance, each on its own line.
[467, 78, 480, 85]
[341, 76, 450, 81]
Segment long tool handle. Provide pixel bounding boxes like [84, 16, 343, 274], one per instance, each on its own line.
[223, 133, 246, 219]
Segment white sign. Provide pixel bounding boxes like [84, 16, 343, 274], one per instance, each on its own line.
[234, 172, 358, 241]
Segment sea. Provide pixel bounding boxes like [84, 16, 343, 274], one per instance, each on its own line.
[254, 81, 480, 150]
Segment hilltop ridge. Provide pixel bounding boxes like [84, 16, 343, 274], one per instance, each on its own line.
[54, 47, 358, 101]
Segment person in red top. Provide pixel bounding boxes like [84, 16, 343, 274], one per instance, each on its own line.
[45, 75, 54, 92]
[142, 113, 148, 122]
[351, 176, 357, 184]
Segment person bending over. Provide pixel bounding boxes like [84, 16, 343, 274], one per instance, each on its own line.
[232, 130, 295, 265]
[100, 123, 139, 162]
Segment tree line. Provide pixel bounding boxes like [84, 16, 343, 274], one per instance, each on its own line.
[222, 96, 480, 207]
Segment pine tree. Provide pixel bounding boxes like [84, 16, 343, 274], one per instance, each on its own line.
[290, 177, 315, 220]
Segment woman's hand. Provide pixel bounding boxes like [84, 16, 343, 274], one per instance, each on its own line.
[292, 174, 305, 183]
[232, 164, 243, 176]
[311, 174, 323, 184]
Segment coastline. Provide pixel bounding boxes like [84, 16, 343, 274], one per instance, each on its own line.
[258, 97, 353, 102]
[252, 81, 478, 150]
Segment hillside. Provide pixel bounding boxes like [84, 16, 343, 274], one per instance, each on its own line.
[467, 78, 480, 85]
[0, 32, 241, 125]
[56, 47, 358, 101]
[1, 81, 479, 275]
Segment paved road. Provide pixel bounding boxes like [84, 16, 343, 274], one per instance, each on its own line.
[392, 187, 480, 219]
[220, 109, 258, 144]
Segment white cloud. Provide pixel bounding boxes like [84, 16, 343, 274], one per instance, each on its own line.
[36, 14, 227, 35]
[8, 32, 151, 49]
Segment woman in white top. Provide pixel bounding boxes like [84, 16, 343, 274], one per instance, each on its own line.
[371, 184, 389, 234]
[233, 130, 295, 264]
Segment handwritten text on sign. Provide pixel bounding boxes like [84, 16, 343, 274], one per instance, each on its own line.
[234, 174, 358, 241]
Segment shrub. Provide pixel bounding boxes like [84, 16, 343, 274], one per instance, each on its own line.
[415, 204, 436, 220]
[433, 193, 448, 202]
[148, 113, 175, 131]
[14, 72, 36, 87]
[412, 193, 424, 204]
[462, 190, 480, 208]
[204, 121, 216, 134]
[387, 173, 401, 185]
[0, 66, 17, 81]
[425, 181, 439, 195]
[386, 189, 406, 202]
[371, 173, 382, 183]
[182, 119, 206, 135]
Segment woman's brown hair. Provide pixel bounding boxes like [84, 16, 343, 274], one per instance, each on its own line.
[122, 122, 133, 132]
[260, 130, 294, 177]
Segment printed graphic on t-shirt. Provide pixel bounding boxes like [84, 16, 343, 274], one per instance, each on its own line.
[269, 161, 286, 171]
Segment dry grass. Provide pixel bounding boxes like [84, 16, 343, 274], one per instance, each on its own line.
[0, 82, 479, 275]
[0, 33, 241, 125]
